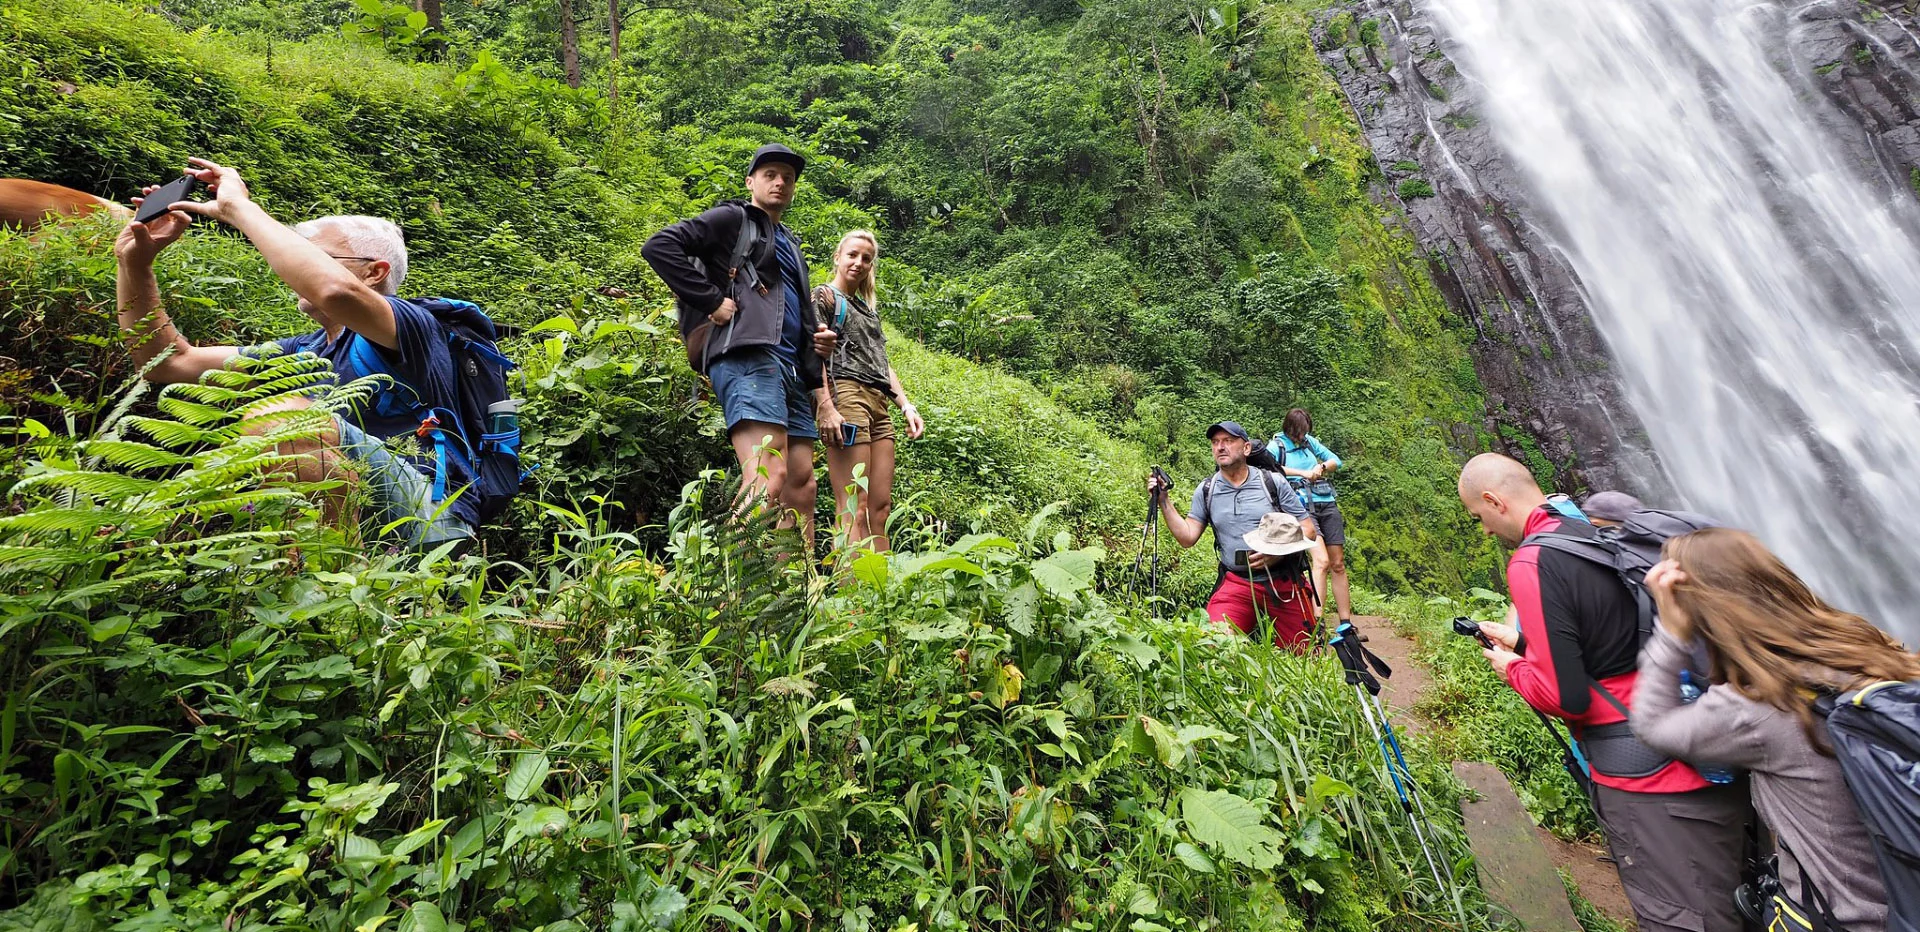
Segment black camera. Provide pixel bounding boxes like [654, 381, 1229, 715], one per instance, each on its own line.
[1451, 615, 1495, 649]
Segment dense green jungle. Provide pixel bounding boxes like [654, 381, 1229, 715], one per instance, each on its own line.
[0, 0, 1587, 928]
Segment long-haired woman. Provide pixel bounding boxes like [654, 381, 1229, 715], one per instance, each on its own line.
[1633, 527, 1915, 932]
[812, 230, 924, 553]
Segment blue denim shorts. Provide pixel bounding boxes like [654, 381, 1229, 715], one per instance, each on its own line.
[335, 417, 475, 549]
[708, 346, 819, 441]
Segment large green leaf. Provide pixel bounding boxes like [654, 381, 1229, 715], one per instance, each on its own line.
[1179, 787, 1285, 869]
[504, 752, 550, 801]
[1031, 547, 1102, 599]
[851, 551, 889, 589]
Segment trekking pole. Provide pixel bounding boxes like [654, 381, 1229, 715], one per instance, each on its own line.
[1329, 625, 1466, 926]
[1450, 617, 1595, 798]
[1132, 472, 1161, 601]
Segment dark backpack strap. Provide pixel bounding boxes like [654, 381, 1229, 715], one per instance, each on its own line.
[1591, 682, 1632, 718]
[1526, 530, 1658, 646]
[1775, 836, 1845, 932]
[727, 203, 760, 291]
[1259, 469, 1284, 512]
[1198, 476, 1213, 531]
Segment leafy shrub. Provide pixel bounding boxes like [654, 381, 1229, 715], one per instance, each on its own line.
[0, 369, 1483, 928]
[1397, 178, 1437, 199]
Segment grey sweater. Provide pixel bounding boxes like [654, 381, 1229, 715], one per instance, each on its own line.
[1631, 627, 1887, 932]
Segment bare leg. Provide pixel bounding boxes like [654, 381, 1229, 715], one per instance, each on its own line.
[236, 396, 353, 525]
[865, 438, 897, 553]
[825, 440, 859, 545]
[782, 437, 819, 546]
[729, 421, 789, 519]
[1309, 541, 1329, 619]
[1327, 544, 1353, 619]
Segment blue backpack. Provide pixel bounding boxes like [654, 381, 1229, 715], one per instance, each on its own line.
[397, 298, 525, 524]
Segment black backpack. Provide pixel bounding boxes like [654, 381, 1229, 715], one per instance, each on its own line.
[1524, 508, 1721, 647]
[1821, 681, 1920, 932]
[405, 298, 524, 524]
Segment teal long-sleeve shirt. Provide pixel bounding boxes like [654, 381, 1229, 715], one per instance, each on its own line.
[1267, 433, 1341, 503]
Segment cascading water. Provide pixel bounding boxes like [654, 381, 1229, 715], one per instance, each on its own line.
[1424, 0, 1920, 640]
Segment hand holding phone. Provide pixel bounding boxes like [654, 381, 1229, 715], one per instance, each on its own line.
[840, 423, 858, 447]
[133, 174, 207, 224]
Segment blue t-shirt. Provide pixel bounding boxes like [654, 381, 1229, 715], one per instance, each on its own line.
[271, 296, 477, 526]
[1267, 433, 1342, 504]
[773, 229, 806, 367]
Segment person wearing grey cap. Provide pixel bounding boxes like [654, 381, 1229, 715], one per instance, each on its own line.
[1147, 421, 1321, 649]
[644, 143, 842, 540]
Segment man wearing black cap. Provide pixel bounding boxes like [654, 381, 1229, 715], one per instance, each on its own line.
[643, 143, 842, 537]
[1148, 421, 1322, 649]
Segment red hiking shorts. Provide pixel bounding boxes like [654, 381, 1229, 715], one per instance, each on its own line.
[1206, 570, 1316, 651]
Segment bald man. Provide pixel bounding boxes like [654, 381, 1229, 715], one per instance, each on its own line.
[1458, 454, 1752, 932]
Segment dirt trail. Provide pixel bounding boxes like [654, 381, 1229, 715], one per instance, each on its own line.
[1352, 616, 1638, 929]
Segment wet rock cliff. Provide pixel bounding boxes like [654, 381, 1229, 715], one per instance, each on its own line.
[1317, 0, 1920, 495]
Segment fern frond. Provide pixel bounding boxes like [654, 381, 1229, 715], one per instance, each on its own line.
[156, 395, 239, 428]
[0, 509, 120, 536]
[92, 371, 154, 440]
[153, 453, 314, 499]
[235, 370, 340, 401]
[76, 440, 194, 471]
[10, 470, 159, 502]
[121, 415, 230, 450]
[177, 489, 307, 518]
[0, 544, 109, 576]
[47, 568, 184, 608]
[167, 381, 249, 405]
[153, 527, 301, 550]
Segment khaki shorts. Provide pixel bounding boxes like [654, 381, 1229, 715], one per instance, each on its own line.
[832, 380, 896, 443]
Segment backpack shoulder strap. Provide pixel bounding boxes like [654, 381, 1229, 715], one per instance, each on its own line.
[827, 284, 850, 330]
[1524, 530, 1618, 567]
[1198, 476, 1214, 531]
[1527, 528, 1659, 650]
[727, 203, 759, 283]
[1259, 469, 1284, 512]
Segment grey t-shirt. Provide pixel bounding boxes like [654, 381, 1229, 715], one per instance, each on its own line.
[814, 285, 891, 389]
[1188, 468, 1309, 572]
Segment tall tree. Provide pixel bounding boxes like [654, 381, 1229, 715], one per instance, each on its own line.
[415, 0, 442, 31]
[607, 0, 621, 105]
[559, 0, 580, 88]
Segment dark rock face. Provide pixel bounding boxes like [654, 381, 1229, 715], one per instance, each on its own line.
[1317, 0, 1655, 495]
[1318, 0, 1920, 495]
[1800, 0, 1920, 195]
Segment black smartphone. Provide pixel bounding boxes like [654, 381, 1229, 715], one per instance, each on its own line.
[1451, 616, 1495, 649]
[133, 174, 206, 224]
[840, 423, 858, 447]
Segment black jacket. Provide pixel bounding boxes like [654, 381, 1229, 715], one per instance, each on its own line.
[641, 200, 822, 388]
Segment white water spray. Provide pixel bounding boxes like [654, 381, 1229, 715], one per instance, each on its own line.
[1427, 0, 1920, 640]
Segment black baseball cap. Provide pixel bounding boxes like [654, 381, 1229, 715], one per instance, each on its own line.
[746, 143, 806, 178]
[1206, 421, 1250, 442]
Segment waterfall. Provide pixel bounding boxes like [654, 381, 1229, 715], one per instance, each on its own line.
[1425, 0, 1920, 641]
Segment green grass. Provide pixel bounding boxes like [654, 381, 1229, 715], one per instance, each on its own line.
[1366, 592, 1599, 841]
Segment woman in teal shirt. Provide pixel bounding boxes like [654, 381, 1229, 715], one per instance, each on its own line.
[1268, 409, 1351, 625]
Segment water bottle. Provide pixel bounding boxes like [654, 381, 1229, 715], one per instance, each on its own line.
[1677, 670, 1736, 784]
[486, 398, 522, 436]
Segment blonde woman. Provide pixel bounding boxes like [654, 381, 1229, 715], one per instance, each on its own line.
[1633, 528, 1916, 932]
[813, 231, 924, 552]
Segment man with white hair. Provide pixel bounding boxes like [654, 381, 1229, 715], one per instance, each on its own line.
[113, 157, 473, 547]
